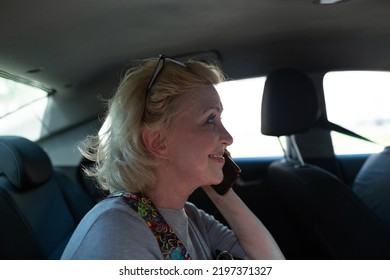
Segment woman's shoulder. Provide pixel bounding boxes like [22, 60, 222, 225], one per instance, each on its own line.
[85, 196, 133, 217]
[68, 197, 145, 241]
[68, 197, 148, 246]
[81, 196, 145, 227]
[61, 197, 158, 259]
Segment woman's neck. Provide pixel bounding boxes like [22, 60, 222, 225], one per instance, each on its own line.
[145, 161, 198, 210]
[145, 184, 190, 210]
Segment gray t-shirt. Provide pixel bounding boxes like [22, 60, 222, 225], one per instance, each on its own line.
[61, 196, 245, 259]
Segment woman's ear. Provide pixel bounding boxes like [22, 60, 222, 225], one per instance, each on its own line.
[141, 128, 169, 159]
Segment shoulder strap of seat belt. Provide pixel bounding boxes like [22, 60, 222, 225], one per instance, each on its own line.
[315, 116, 377, 144]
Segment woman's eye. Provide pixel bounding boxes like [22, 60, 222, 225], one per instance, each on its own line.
[206, 115, 216, 126]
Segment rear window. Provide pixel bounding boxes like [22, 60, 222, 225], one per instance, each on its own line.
[0, 72, 51, 141]
[323, 71, 390, 155]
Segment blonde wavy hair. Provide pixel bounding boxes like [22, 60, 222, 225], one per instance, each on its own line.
[81, 56, 225, 193]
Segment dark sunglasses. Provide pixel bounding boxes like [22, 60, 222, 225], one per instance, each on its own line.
[147, 54, 187, 92]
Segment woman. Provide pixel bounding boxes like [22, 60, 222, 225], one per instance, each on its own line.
[61, 55, 284, 260]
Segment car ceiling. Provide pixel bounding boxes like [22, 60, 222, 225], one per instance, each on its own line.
[1, 0, 390, 98]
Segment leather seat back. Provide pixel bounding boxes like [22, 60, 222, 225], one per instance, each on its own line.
[0, 136, 95, 259]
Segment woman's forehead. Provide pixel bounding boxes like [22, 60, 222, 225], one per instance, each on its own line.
[176, 85, 222, 112]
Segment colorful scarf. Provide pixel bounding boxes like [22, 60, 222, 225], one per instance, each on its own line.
[109, 191, 192, 260]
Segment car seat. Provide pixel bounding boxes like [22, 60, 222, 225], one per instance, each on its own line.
[353, 146, 390, 226]
[0, 136, 95, 259]
[261, 68, 390, 259]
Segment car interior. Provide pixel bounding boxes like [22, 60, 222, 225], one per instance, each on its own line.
[1, 0, 390, 260]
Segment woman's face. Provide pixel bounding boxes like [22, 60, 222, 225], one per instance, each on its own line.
[163, 84, 233, 190]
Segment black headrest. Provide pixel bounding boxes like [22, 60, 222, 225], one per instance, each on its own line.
[261, 68, 319, 136]
[0, 136, 53, 190]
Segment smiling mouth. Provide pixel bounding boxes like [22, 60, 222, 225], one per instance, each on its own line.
[209, 154, 225, 164]
[209, 154, 224, 159]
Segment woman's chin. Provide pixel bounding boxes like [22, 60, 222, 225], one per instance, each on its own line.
[211, 174, 224, 185]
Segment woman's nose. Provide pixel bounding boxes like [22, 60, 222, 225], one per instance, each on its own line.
[220, 124, 233, 146]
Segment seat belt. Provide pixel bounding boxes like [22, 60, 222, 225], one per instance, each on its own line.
[295, 116, 378, 180]
[315, 116, 377, 144]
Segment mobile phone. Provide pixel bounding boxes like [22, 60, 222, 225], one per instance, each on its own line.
[211, 152, 241, 195]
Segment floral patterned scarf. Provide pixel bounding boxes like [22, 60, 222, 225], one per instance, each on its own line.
[109, 191, 192, 260]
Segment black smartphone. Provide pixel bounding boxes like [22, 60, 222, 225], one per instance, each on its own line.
[212, 152, 241, 195]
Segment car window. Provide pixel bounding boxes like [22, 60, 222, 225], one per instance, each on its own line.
[0, 73, 50, 141]
[323, 71, 390, 155]
[216, 77, 283, 158]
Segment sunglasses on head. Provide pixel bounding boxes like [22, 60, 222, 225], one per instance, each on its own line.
[147, 54, 187, 92]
